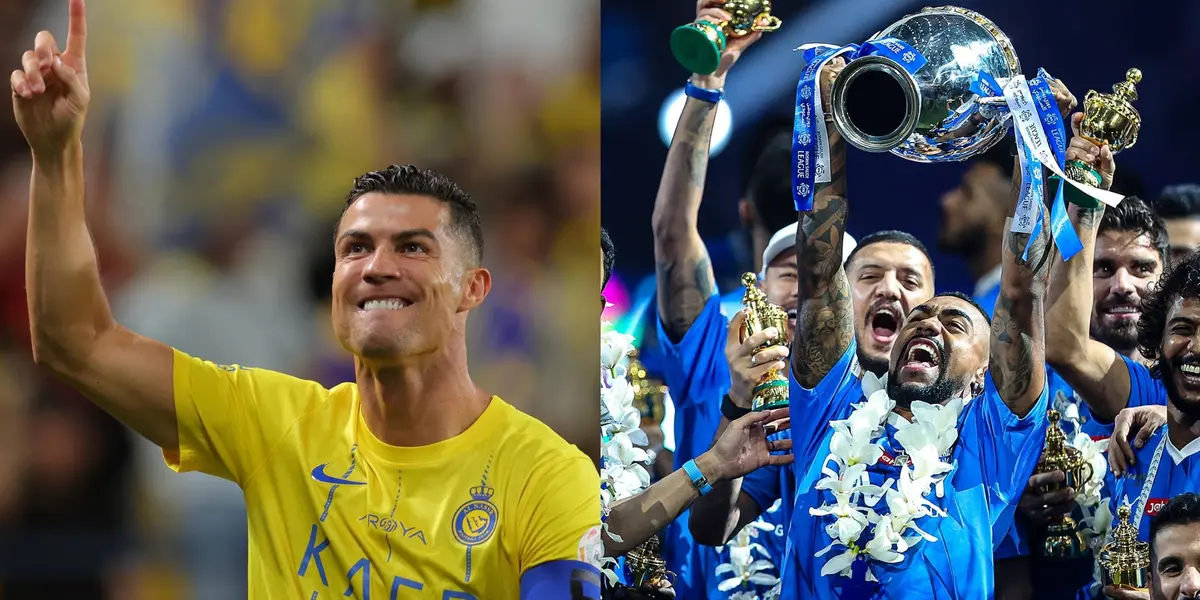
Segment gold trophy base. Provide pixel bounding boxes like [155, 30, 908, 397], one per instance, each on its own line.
[1063, 160, 1103, 209]
[751, 373, 789, 411]
[1039, 515, 1089, 559]
[1104, 571, 1150, 592]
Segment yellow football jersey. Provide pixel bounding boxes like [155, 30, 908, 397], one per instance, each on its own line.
[165, 350, 601, 599]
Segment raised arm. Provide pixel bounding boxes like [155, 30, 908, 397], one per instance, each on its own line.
[1045, 115, 1127, 421]
[14, 0, 178, 450]
[652, 1, 764, 340]
[791, 58, 851, 388]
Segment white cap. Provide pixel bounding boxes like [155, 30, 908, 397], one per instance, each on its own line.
[759, 223, 857, 280]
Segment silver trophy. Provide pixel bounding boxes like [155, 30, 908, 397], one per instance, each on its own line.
[829, 6, 1021, 163]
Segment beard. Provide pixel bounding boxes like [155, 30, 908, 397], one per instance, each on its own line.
[1159, 355, 1200, 421]
[886, 367, 963, 409]
[937, 221, 987, 256]
[1090, 319, 1139, 355]
[858, 346, 890, 378]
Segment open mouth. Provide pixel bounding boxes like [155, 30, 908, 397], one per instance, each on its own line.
[1102, 305, 1140, 321]
[900, 337, 941, 375]
[358, 298, 411, 311]
[787, 308, 797, 329]
[869, 306, 900, 345]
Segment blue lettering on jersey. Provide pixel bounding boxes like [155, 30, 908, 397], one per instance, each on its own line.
[345, 558, 371, 598]
[299, 524, 331, 585]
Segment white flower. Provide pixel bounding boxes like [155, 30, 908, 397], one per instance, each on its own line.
[601, 329, 635, 370]
[716, 518, 781, 594]
[1069, 432, 1108, 508]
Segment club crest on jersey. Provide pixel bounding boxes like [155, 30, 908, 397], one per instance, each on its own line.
[453, 485, 498, 546]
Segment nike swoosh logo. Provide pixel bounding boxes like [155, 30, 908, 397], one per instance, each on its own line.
[311, 464, 366, 486]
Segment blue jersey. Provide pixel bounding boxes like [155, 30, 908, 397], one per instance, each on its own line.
[780, 340, 1050, 599]
[653, 293, 788, 599]
[1106, 425, 1200, 544]
[973, 278, 1001, 319]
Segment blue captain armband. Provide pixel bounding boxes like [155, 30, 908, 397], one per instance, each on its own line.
[520, 560, 601, 600]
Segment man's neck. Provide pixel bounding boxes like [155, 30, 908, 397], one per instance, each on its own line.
[1167, 403, 1200, 452]
[356, 341, 489, 448]
[967, 236, 1003, 283]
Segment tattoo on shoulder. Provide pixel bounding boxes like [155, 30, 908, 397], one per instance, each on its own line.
[793, 195, 852, 387]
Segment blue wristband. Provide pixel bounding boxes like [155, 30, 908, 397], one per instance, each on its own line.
[685, 81, 723, 104]
[682, 459, 713, 496]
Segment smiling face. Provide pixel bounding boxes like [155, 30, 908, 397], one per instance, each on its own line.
[1152, 521, 1200, 600]
[761, 248, 799, 333]
[1157, 296, 1200, 419]
[1092, 230, 1164, 354]
[887, 295, 990, 408]
[847, 242, 936, 375]
[331, 192, 490, 364]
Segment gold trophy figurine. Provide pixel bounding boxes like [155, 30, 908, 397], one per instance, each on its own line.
[1032, 410, 1095, 558]
[1062, 68, 1143, 208]
[670, 0, 782, 76]
[625, 535, 676, 598]
[740, 273, 790, 411]
[1099, 503, 1151, 591]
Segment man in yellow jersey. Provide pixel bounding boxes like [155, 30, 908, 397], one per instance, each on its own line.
[10, 2, 603, 598]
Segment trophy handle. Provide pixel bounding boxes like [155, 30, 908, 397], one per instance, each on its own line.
[752, 14, 782, 32]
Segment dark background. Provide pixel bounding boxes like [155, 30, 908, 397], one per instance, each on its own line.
[602, 0, 1199, 297]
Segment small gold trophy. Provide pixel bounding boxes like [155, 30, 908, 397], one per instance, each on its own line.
[626, 535, 676, 598]
[670, 0, 782, 75]
[1032, 410, 1095, 558]
[1062, 68, 1143, 208]
[739, 272, 790, 411]
[1098, 503, 1150, 591]
[629, 353, 668, 428]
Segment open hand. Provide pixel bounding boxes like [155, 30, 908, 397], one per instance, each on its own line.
[11, 0, 90, 157]
[1110, 405, 1167, 477]
[724, 310, 788, 409]
[1017, 471, 1077, 524]
[1067, 112, 1116, 191]
[699, 408, 792, 482]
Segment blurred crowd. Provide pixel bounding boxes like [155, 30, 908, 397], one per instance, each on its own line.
[0, 0, 598, 598]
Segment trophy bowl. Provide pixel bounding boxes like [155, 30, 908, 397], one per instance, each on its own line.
[1033, 410, 1094, 559]
[828, 5, 1020, 163]
[740, 273, 790, 410]
[671, 0, 782, 75]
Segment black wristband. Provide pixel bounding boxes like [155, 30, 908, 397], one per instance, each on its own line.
[722, 394, 752, 421]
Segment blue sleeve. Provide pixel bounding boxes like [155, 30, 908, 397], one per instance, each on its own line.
[789, 339, 858, 459]
[974, 284, 1001, 319]
[1123, 354, 1169, 409]
[656, 295, 729, 466]
[960, 372, 1051, 531]
[519, 560, 601, 600]
[994, 518, 1030, 558]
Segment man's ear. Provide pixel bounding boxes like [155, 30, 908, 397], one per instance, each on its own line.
[459, 267, 492, 312]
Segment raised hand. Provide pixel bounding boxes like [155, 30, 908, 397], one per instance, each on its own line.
[692, 0, 768, 86]
[11, 0, 90, 156]
[724, 310, 789, 408]
[1016, 471, 1077, 525]
[698, 408, 793, 482]
[1046, 76, 1077, 118]
[819, 56, 846, 108]
[1067, 112, 1116, 191]
[1102, 585, 1150, 600]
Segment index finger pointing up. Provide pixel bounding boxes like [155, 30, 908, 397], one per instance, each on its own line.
[64, 0, 87, 68]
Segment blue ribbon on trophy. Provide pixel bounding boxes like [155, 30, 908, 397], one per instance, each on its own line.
[792, 39, 928, 212]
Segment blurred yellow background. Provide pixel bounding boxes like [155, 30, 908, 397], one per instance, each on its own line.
[0, 0, 598, 597]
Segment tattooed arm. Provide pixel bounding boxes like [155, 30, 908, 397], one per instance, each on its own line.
[990, 154, 1052, 417]
[790, 121, 852, 388]
[651, 93, 719, 342]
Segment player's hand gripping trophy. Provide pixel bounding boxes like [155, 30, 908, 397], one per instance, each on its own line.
[671, 0, 780, 78]
[1061, 69, 1143, 205]
[739, 274, 790, 410]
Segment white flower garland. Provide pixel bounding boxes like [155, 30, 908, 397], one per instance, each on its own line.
[810, 371, 963, 581]
[1051, 390, 1110, 513]
[600, 322, 652, 584]
[715, 499, 782, 598]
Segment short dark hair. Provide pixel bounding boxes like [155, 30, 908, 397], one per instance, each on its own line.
[1155, 184, 1200, 219]
[1138, 252, 1200, 377]
[1150, 492, 1200, 554]
[934, 290, 992, 325]
[744, 127, 798, 236]
[338, 165, 484, 266]
[601, 227, 616, 289]
[1099, 195, 1170, 267]
[846, 230, 937, 279]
